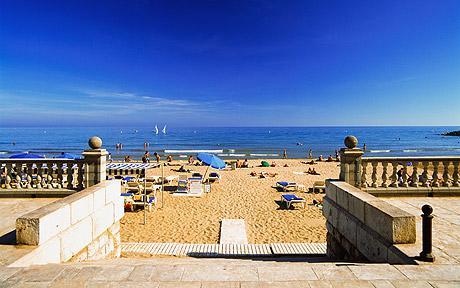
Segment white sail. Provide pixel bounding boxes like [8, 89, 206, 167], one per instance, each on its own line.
[154, 125, 159, 134]
[162, 125, 167, 134]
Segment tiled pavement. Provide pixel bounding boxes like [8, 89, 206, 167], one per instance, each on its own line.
[1, 257, 460, 287]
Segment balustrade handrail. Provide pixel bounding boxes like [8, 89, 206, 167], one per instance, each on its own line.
[362, 156, 460, 162]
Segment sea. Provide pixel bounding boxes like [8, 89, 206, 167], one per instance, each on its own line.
[0, 126, 459, 160]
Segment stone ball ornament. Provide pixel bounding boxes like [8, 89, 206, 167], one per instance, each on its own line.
[88, 136, 102, 149]
[344, 135, 358, 149]
[422, 204, 433, 215]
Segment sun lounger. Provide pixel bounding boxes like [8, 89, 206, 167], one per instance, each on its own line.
[165, 175, 179, 183]
[312, 181, 326, 193]
[208, 172, 221, 183]
[176, 176, 189, 193]
[124, 181, 140, 192]
[281, 194, 306, 209]
[276, 181, 299, 191]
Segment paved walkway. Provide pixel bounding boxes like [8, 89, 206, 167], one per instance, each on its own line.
[0, 198, 57, 266]
[122, 242, 327, 257]
[384, 197, 460, 264]
[1, 257, 460, 287]
[220, 219, 248, 244]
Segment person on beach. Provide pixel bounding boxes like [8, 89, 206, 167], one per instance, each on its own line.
[188, 155, 194, 165]
[363, 143, 367, 152]
[326, 155, 334, 162]
[167, 155, 173, 162]
[318, 155, 323, 161]
[242, 159, 249, 168]
[308, 149, 313, 159]
[270, 161, 278, 167]
[124, 155, 132, 162]
[142, 151, 150, 163]
[153, 152, 160, 163]
[283, 149, 287, 159]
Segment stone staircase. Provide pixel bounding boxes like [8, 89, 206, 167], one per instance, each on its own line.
[2, 256, 460, 287]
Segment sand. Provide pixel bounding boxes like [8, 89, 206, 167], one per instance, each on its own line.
[120, 159, 340, 244]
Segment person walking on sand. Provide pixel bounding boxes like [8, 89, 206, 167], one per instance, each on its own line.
[363, 143, 367, 152]
[308, 149, 313, 159]
[283, 149, 287, 159]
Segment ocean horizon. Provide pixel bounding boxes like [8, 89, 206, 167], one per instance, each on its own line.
[1, 126, 459, 160]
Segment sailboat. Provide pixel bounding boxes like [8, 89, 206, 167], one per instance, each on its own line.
[154, 125, 159, 135]
[162, 125, 167, 134]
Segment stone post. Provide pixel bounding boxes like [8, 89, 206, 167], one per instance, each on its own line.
[339, 136, 364, 187]
[82, 136, 108, 188]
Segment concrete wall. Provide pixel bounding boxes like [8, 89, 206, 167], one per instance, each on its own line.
[10, 180, 124, 267]
[323, 180, 416, 263]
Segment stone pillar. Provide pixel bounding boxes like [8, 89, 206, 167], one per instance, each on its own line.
[82, 136, 108, 188]
[339, 136, 364, 187]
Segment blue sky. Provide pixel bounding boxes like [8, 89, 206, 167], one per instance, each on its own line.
[0, 0, 459, 127]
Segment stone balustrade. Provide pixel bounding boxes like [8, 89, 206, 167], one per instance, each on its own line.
[359, 156, 460, 196]
[0, 159, 85, 193]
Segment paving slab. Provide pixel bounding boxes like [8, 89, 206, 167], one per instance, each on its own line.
[257, 265, 318, 281]
[220, 219, 248, 244]
[348, 264, 408, 280]
[311, 264, 357, 280]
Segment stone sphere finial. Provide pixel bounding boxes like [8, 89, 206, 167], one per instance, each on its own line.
[422, 204, 433, 215]
[88, 136, 102, 149]
[344, 135, 358, 149]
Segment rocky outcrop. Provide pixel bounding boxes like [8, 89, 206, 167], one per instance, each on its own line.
[442, 131, 460, 136]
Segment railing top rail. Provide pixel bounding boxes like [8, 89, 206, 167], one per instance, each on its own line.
[362, 156, 460, 162]
[0, 158, 85, 163]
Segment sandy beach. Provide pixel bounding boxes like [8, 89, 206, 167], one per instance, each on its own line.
[120, 159, 340, 244]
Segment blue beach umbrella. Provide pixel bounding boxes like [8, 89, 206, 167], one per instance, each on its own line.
[56, 152, 83, 160]
[197, 153, 226, 169]
[197, 152, 226, 183]
[9, 152, 45, 159]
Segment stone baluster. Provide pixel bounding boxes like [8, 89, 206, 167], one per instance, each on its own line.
[401, 163, 409, 187]
[77, 162, 84, 190]
[371, 161, 378, 188]
[67, 162, 74, 189]
[391, 162, 399, 187]
[422, 161, 430, 187]
[36, 163, 43, 189]
[432, 161, 440, 187]
[46, 161, 54, 189]
[5, 163, 12, 189]
[442, 161, 451, 187]
[452, 160, 459, 187]
[381, 161, 389, 188]
[411, 161, 419, 187]
[15, 162, 22, 189]
[26, 163, 33, 189]
[361, 161, 368, 188]
[56, 162, 63, 188]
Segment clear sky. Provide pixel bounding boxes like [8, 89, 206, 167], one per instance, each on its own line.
[1, 0, 459, 127]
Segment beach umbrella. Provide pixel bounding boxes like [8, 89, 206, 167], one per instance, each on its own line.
[197, 153, 226, 169]
[9, 152, 45, 159]
[197, 153, 226, 183]
[56, 152, 83, 160]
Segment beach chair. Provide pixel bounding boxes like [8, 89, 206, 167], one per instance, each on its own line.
[312, 181, 326, 193]
[189, 177, 203, 194]
[124, 181, 141, 193]
[208, 172, 221, 183]
[176, 175, 189, 193]
[276, 181, 298, 191]
[281, 194, 306, 209]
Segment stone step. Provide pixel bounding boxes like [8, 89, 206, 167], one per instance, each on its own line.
[220, 219, 248, 244]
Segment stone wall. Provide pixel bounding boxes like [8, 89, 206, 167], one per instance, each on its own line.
[323, 180, 416, 263]
[10, 180, 123, 267]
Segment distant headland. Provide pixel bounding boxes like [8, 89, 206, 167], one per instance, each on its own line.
[442, 130, 460, 136]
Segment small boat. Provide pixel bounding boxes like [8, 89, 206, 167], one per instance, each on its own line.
[162, 125, 167, 134]
[154, 125, 159, 135]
